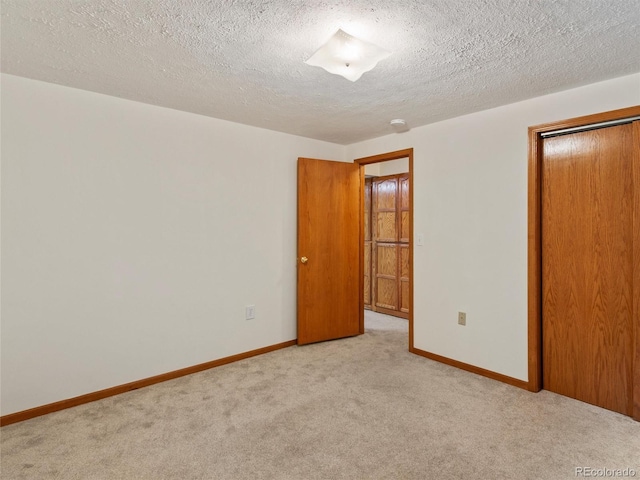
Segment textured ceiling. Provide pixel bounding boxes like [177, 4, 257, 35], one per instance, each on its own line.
[2, 0, 640, 144]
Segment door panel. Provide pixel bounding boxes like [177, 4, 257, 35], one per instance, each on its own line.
[374, 178, 398, 242]
[542, 123, 634, 415]
[376, 178, 398, 209]
[400, 212, 410, 243]
[364, 178, 372, 309]
[400, 244, 410, 313]
[400, 176, 410, 243]
[297, 158, 361, 345]
[364, 242, 372, 307]
[376, 213, 397, 243]
[364, 178, 372, 242]
[375, 243, 399, 310]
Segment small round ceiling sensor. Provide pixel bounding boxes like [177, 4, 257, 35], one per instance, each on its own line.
[390, 119, 409, 133]
[390, 119, 406, 127]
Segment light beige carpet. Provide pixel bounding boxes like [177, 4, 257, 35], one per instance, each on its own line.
[1, 311, 639, 479]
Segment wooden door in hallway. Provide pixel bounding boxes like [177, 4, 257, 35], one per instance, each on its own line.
[541, 121, 637, 416]
[368, 174, 410, 319]
[297, 158, 362, 345]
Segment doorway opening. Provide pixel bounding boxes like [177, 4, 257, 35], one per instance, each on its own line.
[355, 149, 414, 350]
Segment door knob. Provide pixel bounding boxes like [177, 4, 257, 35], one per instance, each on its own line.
[300, 256, 308, 264]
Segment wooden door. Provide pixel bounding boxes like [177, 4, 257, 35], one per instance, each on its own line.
[542, 123, 636, 415]
[371, 174, 409, 319]
[297, 158, 362, 345]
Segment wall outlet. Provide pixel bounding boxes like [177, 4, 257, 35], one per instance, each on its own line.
[245, 305, 256, 320]
[458, 312, 466, 326]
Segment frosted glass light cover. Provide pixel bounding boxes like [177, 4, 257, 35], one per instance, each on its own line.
[305, 29, 391, 82]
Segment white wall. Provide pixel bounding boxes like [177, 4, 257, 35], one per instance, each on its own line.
[364, 163, 381, 176]
[0, 74, 345, 415]
[379, 158, 409, 176]
[347, 73, 640, 381]
[364, 157, 409, 177]
[3, 72, 639, 416]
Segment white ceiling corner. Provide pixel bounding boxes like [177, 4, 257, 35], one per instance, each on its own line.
[1, 0, 639, 144]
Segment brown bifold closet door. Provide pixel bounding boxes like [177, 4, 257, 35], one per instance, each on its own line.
[541, 121, 637, 416]
[297, 158, 362, 345]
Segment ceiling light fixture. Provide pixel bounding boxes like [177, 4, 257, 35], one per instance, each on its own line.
[305, 29, 391, 82]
